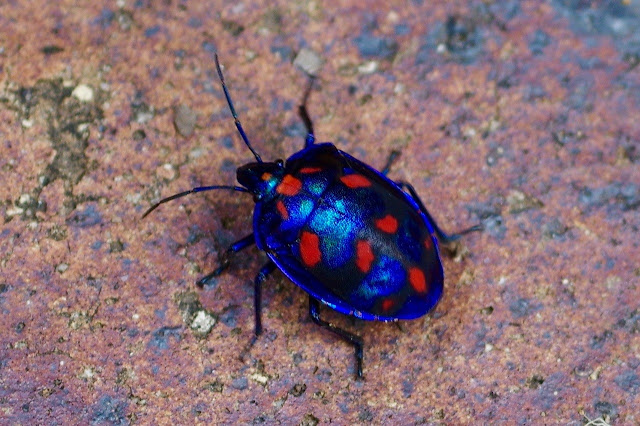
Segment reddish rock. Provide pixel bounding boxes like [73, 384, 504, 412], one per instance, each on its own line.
[1, 1, 638, 424]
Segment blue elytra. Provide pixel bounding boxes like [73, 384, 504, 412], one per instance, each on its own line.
[143, 54, 481, 378]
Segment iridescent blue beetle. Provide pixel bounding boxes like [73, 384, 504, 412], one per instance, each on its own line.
[144, 54, 481, 378]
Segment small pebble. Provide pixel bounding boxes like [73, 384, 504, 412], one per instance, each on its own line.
[72, 84, 94, 102]
[173, 104, 197, 137]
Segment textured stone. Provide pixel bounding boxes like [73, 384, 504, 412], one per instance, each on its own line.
[0, 1, 638, 424]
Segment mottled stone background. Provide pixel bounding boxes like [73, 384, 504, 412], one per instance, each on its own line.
[1, 0, 639, 424]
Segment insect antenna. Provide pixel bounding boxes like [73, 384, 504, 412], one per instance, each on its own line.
[215, 53, 263, 163]
[142, 185, 248, 218]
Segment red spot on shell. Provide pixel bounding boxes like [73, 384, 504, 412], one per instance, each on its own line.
[382, 298, 394, 312]
[300, 231, 321, 267]
[262, 172, 272, 181]
[276, 200, 289, 220]
[355, 240, 374, 273]
[277, 174, 302, 196]
[340, 174, 371, 188]
[375, 214, 398, 233]
[424, 237, 432, 250]
[409, 267, 427, 294]
[300, 167, 322, 174]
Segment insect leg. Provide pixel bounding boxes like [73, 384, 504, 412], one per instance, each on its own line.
[309, 297, 364, 379]
[251, 261, 277, 337]
[196, 234, 256, 287]
[298, 76, 317, 148]
[380, 150, 401, 176]
[397, 181, 482, 244]
[238, 261, 277, 364]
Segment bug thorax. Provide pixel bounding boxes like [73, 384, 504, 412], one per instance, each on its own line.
[237, 159, 285, 202]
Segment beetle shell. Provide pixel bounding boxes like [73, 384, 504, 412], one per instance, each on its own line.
[252, 143, 443, 320]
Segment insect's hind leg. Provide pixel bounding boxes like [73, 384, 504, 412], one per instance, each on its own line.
[298, 76, 317, 148]
[309, 297, 364, 379]
[197, 234, 256, 287]
[397, 181, 482, 244]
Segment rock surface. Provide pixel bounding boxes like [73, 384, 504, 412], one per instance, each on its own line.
[1, 1, 638, 424]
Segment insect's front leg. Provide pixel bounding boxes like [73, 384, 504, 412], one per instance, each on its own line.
[298, 75, 317, 148]
[197, 233, 255, 287]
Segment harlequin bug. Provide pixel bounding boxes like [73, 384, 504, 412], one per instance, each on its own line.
[143, 54, 481, 378]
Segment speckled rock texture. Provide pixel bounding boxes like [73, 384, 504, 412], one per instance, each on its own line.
[1, 1, 639, 424]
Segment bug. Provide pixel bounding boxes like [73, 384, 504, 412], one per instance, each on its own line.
[143, 54, 481, 378]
